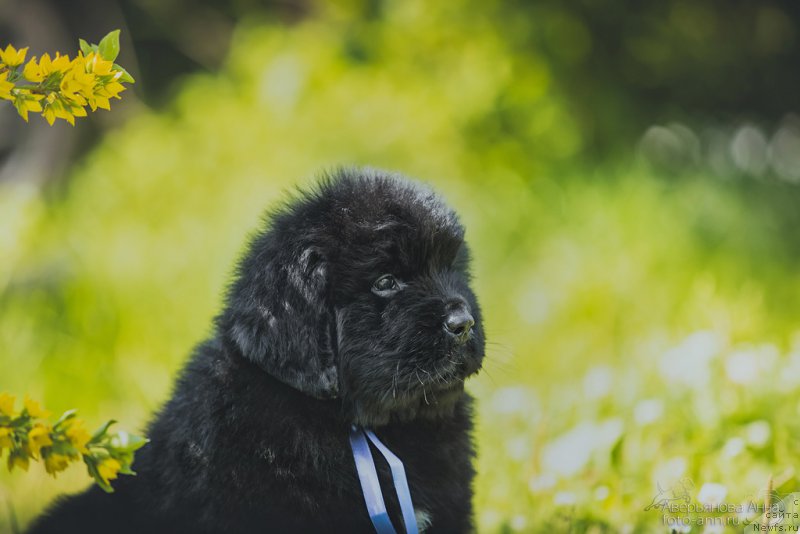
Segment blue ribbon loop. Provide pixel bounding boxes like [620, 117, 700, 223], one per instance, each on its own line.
[349, 425, 419, 534]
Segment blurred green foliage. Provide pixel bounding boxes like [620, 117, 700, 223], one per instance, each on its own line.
[3, 1, 800, 532]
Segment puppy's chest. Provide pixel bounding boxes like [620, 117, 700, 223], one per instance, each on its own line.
[240, 423, 472, 529]
[377, 467, 437, 533]
[370, 435, 467, 531]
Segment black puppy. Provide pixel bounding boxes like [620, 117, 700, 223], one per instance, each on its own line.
[28, 168, 485, 533]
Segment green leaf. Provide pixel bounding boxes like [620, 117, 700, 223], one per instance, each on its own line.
[113, 64, 135, 84]
[118, 463, 137, 476]
[98, 30, 121, 62]
[55, 408, 78, 423]
[90, 419, 117, 444]
[110, 431, 149, 452]
[78, 39, 92, 56]
[52, 409, 78, 431]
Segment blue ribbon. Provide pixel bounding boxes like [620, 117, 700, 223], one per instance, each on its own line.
[349, 425, 419, 534]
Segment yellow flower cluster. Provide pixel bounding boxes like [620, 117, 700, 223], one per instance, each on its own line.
[0, 30, 133, 125]
[0, 392, 147, 491]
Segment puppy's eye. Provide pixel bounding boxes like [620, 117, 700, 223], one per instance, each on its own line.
[372, 274, 400, 296]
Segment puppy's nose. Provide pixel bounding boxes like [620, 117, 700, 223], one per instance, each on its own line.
[444, 306, 474, 342]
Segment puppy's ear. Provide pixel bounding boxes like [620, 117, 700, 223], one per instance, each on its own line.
[220, 238, 339, 399]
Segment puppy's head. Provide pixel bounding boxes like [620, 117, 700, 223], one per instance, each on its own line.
[219, 168, 484, 425]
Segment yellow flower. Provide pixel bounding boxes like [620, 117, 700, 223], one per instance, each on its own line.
[0, 72, 13, 101]
[13, 89, 44, 122]
[71, 104, 88, 118]
[0, 44, 28, 67]
[65, 420, 91, 453]
[97, 81, 126, 100]
[86, 94, 111, 112]
[22, 57, 43, 83]
[27, 423, 53, 458]
[23, 395, 51, 419]
[42, 104, 56, 125]
[0, 427, 12, 449]
[42, 99, 76, 126]
[96, 458, 121, 485]
[60, 65, 94, 104]
[36, 52, 72, 81]
[44, 452, 72, 476]
[7, 451, 29, 472]
[54, 103, 76, 126]
[0, 393, 15, 417]
[85, 53, 114, 76]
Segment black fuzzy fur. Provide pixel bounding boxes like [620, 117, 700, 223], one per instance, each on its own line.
[27, 168, 485, 534]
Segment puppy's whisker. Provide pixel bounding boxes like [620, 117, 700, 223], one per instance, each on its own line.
[429, 363, 442, 385]
[415, 369, 425, 387]
[478, 367, 499, 386]
[392, 361, 399, 399]
[434, 366, 445, 385]
[482, 357, 520, 377]
[414, 369, 430, 405]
